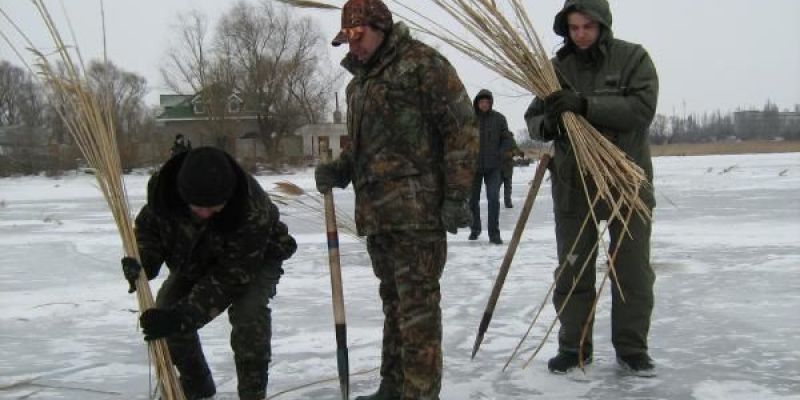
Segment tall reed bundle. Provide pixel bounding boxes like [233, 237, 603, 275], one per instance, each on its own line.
[1, 2, 184, 398]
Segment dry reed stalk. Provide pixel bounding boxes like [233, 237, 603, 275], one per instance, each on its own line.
[3, 1, 185, 398]
[274, 0, 342, 10]
[575, 203, 636, 369]
[502, 194, 597, 370]
[505, 191, 629, 370]
[270, 181, 361, 241]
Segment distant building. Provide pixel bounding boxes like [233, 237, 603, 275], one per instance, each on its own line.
[155, 89, 302, 163]
[733, 108, 800, 137]
[155, 89, 352, 165]
[293, 94, 348, 164]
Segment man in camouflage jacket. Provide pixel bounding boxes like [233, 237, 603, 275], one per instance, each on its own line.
[524, 0, 659, 377]
[121, 147, 296, 400]
[316, 1, 478, 398]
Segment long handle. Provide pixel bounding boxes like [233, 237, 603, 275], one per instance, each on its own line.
[471, 153, 551, 359]
[321, 142, 349, 400]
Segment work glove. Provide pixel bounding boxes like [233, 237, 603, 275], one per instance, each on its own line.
[441, 199, 472, 234]
[139, 308, 191, 341]
[121, 256, 142, 294]
[545, 89, 587, 117]
[315, 162, 347, 194]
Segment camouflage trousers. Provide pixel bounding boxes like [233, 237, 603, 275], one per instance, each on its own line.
[552, 207, 655, 358]
[156, 267, 277, 400]
[367, 230, 447, 400]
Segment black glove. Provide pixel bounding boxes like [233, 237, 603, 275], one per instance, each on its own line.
[441, 199, 472, 234]
[545, 89, 587, 117]
[139, 308, 190, 341]
[121, 257, 142, 294]
[315, 162, 346, 194]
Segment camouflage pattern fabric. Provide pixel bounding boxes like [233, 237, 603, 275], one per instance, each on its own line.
[326, 20, 475, 399]
[329, 21, 478, 236]
[367, 230, 446, 400]
[155, 268, 276, 399]
[134, 151, 296, 399]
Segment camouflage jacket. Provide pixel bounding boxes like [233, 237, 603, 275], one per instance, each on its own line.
[135, 152, 296, 328]
[332, 22, 478, 236]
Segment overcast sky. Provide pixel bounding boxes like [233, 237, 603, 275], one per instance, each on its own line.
[2, 0, 798, 133]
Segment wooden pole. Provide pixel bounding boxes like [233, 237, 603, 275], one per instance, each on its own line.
[471, 153, 551, 359]
[320, 141, 349, 400]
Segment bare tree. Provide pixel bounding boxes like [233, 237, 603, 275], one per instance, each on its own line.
[0, 61, 57, 174]
[159, 2, 340, 160]
[0, 61, 46, 128]
[85, 60, 152, 168]
[161, 11, 238, 151]
[649, 114, 669, 144]
[284, 17, 342, 125]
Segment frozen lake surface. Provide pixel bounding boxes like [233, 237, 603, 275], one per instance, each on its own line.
[1, 152, 798, 399]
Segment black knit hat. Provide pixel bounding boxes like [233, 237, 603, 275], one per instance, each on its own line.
[177, 147, 236, 207]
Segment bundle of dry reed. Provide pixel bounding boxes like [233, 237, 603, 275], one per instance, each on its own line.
[1, 2, 184, 398]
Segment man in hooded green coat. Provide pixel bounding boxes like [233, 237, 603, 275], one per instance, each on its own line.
[525, 0, 659, 376]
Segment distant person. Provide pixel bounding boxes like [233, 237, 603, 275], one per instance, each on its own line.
[171, 134, 192, 158]
[524, 0, 659, 376]
[469, 89, 512, 244]
[121, 147, 296, 399]
[315, 0, 478, 398]
[500, 137, 525, 208]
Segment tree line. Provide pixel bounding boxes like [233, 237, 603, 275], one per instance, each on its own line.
[649, 100, 800, 145]
[0, 0, 338, 176]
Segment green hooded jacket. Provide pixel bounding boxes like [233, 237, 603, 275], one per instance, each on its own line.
[331, 22, 479, 236]
[525, 0, 659, 215]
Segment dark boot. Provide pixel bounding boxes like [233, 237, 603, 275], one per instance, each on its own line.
[547, 351, 592, 374]
[489, 234, 503, 245]
[180, 372, 216, 400]
[468, 231, 480, 240]
[617, 353, 656, 377]
[355, 380, 401, 400]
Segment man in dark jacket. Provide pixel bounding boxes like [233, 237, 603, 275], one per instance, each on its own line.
[121, 147, 296, 400]
[469, 89, 512, 244]
[316, 0, 478, 398]
[525, 0, 659, 377]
